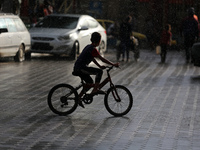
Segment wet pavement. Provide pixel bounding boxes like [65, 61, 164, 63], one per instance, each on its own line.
[0, 49, 200, 150]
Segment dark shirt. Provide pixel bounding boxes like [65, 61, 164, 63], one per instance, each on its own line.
[74, 44, 100, 71]
[181, 16, 199, 38]
[119, 22, 132, 41]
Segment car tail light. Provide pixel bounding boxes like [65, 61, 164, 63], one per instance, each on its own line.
[104, 30, 107, 34]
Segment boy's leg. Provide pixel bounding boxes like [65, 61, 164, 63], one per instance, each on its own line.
[91, 68, 103, 93]
[81, 67, 104, 94]
[77, 72, 93, 108]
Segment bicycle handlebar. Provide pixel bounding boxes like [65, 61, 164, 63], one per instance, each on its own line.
[105, 65, 119, 72]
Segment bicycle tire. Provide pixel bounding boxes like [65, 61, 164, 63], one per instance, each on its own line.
[104, 85, 133, 117]
[47, 84, 79, 116]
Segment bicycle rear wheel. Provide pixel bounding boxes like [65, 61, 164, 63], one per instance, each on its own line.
[104, 85, 133, 117]
[47, 84, 79, 116]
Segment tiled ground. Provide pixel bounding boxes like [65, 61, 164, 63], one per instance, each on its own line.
[0, 49, 200, 150]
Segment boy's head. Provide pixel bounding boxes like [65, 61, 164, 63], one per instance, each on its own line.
[165, 24, 171, 31]
[91, 32, 101, 44]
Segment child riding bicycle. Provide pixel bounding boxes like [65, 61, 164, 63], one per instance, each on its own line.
[72, 32, 119, 107]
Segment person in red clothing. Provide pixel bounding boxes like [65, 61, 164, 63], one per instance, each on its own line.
[160, 24, 172, 63]
[43, 0, 53, 16]
[73, 32, 119, 107]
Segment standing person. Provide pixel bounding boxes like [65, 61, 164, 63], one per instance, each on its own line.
[72, 32, 119, 108]
[180, 7, 199, 63]
[160, 24, 172, 63]
[43, 0, 53, 16]
[119, 15, 132, 62]
[145, 17, 156, 51]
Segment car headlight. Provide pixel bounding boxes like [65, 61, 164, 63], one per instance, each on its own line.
[58, 35, 70, 41]
[58, 33, 77, 41]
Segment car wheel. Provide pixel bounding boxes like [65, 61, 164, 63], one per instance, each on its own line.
[99, 41, 106, 57]
[71, 41, 79, 60]
[14, 44, 25, 62]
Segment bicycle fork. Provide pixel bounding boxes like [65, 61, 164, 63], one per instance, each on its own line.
[110, 83, 121, 102]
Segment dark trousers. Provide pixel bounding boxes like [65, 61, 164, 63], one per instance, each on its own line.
[121, 40, 130, 60]
[184, 36, 195, 61]
[78, 67, 103, 84]
[160, 44, 167, 63]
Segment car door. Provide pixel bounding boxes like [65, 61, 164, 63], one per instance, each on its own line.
[5, 18, 19, 55]
[78, 18, 90, 52]
[0, 18, 12, 56]
[13, 18, 31, 52]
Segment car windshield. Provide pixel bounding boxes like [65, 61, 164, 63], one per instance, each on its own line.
[35, 16, 79, 29]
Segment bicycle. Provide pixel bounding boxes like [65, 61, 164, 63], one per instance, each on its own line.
[47, 66, 133, 117]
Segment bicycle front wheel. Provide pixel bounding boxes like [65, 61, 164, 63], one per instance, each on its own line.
[47, 84, 79, 116]
[104, 85, 133, 117]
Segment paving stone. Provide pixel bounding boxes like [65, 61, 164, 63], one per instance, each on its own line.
[0, 49, 200, 150]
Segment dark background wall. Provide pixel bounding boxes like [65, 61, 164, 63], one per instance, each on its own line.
[1, 0, 199, 43]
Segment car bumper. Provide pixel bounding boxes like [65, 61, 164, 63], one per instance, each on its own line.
[30, 40, 74, 55]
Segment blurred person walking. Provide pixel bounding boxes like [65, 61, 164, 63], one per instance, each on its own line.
[145, 17, 156, 51]
[43, 0, 53, 16]
[159, 24, 172, 63]
[119, 15, 132, 62]
[180, 7, 199, 63]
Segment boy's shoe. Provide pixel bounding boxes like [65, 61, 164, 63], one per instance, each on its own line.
[78, 100, 85, 108]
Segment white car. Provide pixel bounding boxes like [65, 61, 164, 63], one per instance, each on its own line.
[29, 14, 107, 59]
[0, 13, 31, 62]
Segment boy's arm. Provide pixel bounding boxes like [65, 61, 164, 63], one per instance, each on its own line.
[95, 55, 119, 67]
[93, 58, 105, 69]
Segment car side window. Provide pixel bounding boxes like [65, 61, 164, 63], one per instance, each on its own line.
[13, 18, 26, 32]
[0, 18, 7, 29]
[88, 19, 98, 28]
[5, 18, 17, 32]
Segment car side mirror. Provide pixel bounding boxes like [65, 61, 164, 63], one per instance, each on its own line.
[78, 26, 88, 31]
[0, 28, 8, 34]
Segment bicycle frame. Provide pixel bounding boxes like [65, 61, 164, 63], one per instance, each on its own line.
[75, 66, 121, 101]
[99, 67, 115, 89]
